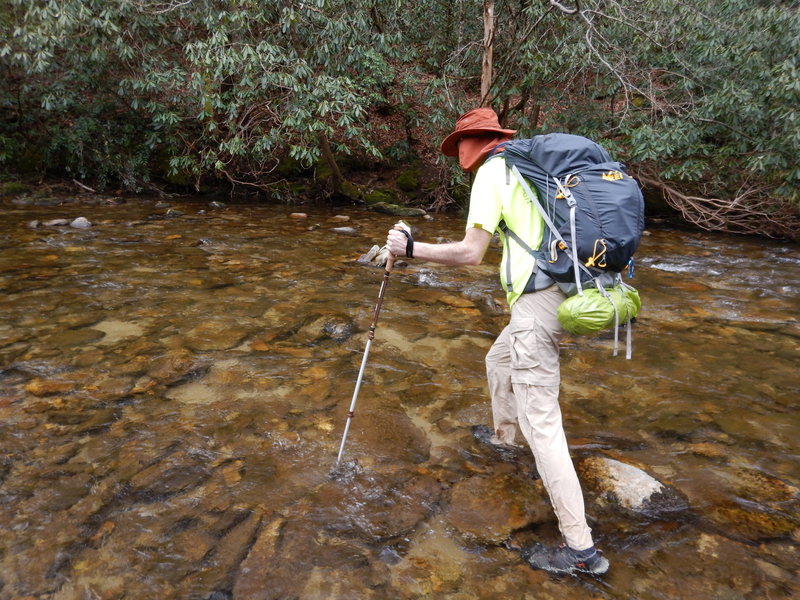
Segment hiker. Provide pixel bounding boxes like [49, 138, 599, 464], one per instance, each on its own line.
[385, 107, 609, 576]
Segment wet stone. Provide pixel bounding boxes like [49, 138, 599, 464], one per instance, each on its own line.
[313, 468, 444, 542]
[238, 515, 391, 600]
[353, 404, 431, 465]
[294, 314, 356, 344]
[25, 378, 75, 396]
[445, 472, 550, 545]
[84, 375, 134, 401]
[705, 503, 798, 542]
[174, 510, 262, 597]
[626, 531, 767, 600]
[730, 467, 799, 504]
[46, 327, 106, 348]
[53, 575, 124, 600]
[578, 456, 688, 516]
[357, 244, 381, 264]
[148, 349, 204, 384]
[91, 319, 144, 344]
[233, 516, 283, 598]
[184, 321, 250, 351]
[55, 311, 103, 330]
[70, 216, 92, 228]
[126, 448, 211, 499]
[332, 226, 358, 235]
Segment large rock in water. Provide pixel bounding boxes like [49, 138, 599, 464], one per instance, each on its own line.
[578, 456, 688, 516]
[445, 472, 551, 545]
[353, 405, 431, 465]
[294, 314, 355, 344]
[309, 467, 444, 542]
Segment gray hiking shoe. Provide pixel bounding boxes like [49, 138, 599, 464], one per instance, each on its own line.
[521, 543, 610, 576]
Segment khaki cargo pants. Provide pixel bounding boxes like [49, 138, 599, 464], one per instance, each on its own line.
[485, 284, 594, 551]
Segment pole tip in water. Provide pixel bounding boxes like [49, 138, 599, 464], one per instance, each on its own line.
[330, 458, 362, 482]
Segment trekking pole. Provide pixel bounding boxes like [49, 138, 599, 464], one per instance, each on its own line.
[336, 249, 396, 465]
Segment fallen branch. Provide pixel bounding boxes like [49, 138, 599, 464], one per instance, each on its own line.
[637, 170, 800, 240]
[72, 179, 96, 193]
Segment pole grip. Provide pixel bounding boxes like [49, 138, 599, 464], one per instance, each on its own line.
[385, 252, 396, 273]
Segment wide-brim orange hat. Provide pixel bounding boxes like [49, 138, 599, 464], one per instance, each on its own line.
[440, 107, 517, 156]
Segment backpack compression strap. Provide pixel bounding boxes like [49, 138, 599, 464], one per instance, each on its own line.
[509, 165, 594, 295]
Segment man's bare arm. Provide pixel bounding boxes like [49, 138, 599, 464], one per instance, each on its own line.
[386, 225, 491, 266]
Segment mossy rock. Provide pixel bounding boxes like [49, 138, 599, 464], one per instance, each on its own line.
[339, 181, 363, 202]
[364, 189, 397, 205]
[0, 182, 32, 197]
[370, 201, 426, 217]
[396, 168, 420, 192]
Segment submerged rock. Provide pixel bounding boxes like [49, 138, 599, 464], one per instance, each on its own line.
[578, 456, 688, 516]
[352, 405, 431, 465]
[730, 467, 799, 504]
[184, 321, 249, 351]
[705, 503, 798, 542]
[313, 468, 443, 542]
[323, 319, 355, 342]
[445, 472, 550, 545]
[294, 315, 356, 344]
[332, 226, 357, 235]
[236, 513, 391, 600]
[25, 378, 75, 397]
[129, 451, 211, 499]
[233, 516, 284, 598]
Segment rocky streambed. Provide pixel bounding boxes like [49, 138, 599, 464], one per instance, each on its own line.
[0, 192, 798, 599]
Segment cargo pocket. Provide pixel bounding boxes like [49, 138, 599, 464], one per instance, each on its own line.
[509, 318, 540, 371]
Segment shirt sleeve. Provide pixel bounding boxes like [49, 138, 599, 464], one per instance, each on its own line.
[465, 159, 503, 234]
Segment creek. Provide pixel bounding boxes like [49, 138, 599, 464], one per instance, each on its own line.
[0, 194, 798, 599]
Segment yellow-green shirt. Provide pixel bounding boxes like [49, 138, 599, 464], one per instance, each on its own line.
[466, 155, 545, 307]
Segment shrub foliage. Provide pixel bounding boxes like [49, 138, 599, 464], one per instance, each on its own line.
[1, 0, 797, 236]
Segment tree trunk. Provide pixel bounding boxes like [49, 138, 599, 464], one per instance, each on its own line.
[317, 132, 343, 193]
[481, 0, 495, 105]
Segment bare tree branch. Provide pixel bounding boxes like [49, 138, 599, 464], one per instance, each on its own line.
[638, 168, 800, 240]
[550, 0, 579, 15]
[133, 0, 194, 15]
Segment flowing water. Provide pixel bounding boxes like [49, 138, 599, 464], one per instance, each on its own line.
[0, 193, 797, 599]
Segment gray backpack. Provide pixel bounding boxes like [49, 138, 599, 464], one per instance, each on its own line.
[499, 133, 645, 294]
[497, 133, 645, 358]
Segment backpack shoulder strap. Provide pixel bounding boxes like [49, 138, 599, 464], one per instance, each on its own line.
[509, 164, 595, 295]
[509, 165, 561, 244]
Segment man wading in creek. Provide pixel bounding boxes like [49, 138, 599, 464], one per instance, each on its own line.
[385, 107, 610, 576]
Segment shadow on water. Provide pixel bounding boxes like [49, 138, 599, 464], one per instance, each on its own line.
[0, 195, 797, 599]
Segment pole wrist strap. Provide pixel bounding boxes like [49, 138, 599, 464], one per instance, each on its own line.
[397, 228, 414, 258]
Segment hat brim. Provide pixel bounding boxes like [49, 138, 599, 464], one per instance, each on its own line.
[440, 126, 517, 157]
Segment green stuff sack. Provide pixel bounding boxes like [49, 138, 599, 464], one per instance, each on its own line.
[557, 284, 641, 335]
